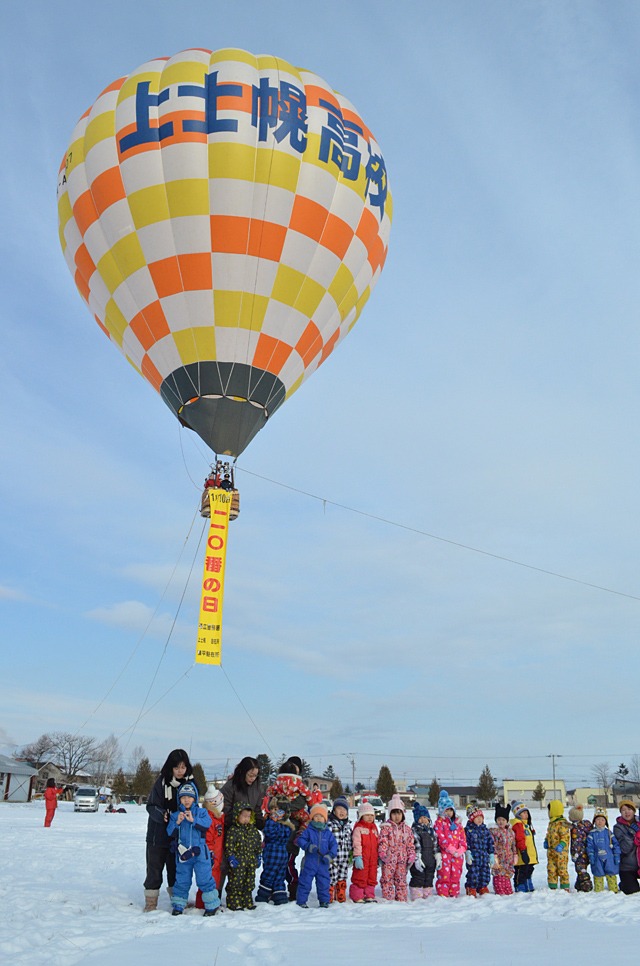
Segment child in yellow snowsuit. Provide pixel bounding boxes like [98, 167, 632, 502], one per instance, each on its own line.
[544, 800, 571, 890]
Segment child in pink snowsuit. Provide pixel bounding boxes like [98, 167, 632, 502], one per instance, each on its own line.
[378, 795, 416, 901]
[433, 790, 467, 897]
[491, 802, 518, 895]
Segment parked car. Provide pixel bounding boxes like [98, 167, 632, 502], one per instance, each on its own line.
[74, 786, 99, 812]
[363, 796, 386, 821]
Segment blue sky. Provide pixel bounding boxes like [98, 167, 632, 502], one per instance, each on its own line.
[2, 0, 640, 790]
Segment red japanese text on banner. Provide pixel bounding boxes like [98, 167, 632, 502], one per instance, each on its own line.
[195, 490, 231, 665]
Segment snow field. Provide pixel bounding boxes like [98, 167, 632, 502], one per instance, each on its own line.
[2, 803, 640, 965]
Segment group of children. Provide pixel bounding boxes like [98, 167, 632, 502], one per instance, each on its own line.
[163, 778, 633, 915]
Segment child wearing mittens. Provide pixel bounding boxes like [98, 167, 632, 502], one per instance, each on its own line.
[587, 807, 620, 893]
[378, 794, 416, 901]
[195, 785, 225, 910]
[433, 790, 467, 898]
[295, 803, 338, 908]
[511, 801, 538, 893]
[409, 802, 439, 899]
[166, 781, 221, 917]
[256, 797, 295, 905]
[328, 796, 353, 903]
[544, 800, 571, 890]
[464, 803, 495, 896]
[224, 801, 262, 910]
[350, 801, 379, 902]
[490, 803, 518, 895]
[568, 804, 593, 892]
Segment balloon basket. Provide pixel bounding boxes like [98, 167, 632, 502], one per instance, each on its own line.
[200, 460, 240, 521]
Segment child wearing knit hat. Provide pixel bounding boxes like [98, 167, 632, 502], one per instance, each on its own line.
[195, 785, 225, 910]
[433, 790, 467, 897]
[568, 804, 593, 892]
[586, 808, 620, 893]
[378, 794, 416, 901]
[294, 803, 338, 908]
[491, 803, 518, 895]
[464, 804, 495, 897]
[409, 802, 439, 899]
[328, 796, 352, 903]
[510, 801, 539, 893]
[255, 797, 296, 906]
[350, 801, 380, 902]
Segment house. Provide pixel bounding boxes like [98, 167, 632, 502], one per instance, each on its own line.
[503, 779, 567, 807]
[566, 787, 612, 807]
[409, 784, 502, 809]
[613, 783, 640, 808]
[0, 754, 38, 802]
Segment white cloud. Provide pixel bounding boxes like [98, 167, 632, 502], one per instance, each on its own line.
[0, 585, 27, 601]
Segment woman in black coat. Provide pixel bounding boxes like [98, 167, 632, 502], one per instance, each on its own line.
[143, 748, 194, 911]
[218, 756, 264, 894]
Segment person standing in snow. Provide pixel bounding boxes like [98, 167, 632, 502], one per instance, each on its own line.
[256, 798, 295, 905]
[295, 803, 338, 908]
[328, 795, 352, 903]
[349, 801, 380, 902]
[43, 778, 64, 827]
[262, 757, 312, 901]
[510, 801, 538, 893]
[143, 749, 194, 913]
[166, 781, 221, 916]
[195, 785, 225, 910]
[433, 790, 467, 897]
[224, 802, 263, 910]
[568, 804, 593, 892]
[613, 799, 640, 894]
[464, 804, 495, 896]
[490, 803, 518, 895]
[586, 807, 620, 893]
[378, 794, 416, 901]
[544, 800, 571, 891]
[408, 802, 439, 899]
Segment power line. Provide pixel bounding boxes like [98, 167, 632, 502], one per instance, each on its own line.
[238, 466, 640, 603]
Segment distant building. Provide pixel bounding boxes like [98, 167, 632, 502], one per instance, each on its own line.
[566, 787, 612, 807]
[0, 754, 38, 802]
[410, 784, 503, 810]
[503, 779, 567, 807]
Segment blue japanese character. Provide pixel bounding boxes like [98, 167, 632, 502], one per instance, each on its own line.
[178, 71, 243, 134]
[251, 78, 307, 152]
[119, 82, 173, 154]
[364, 145, 388, 219]
[318, 99, 362, 181]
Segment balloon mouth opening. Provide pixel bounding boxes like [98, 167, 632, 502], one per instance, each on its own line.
[181, 394, 266, 412]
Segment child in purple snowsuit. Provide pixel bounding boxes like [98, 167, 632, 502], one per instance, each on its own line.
[464, 804, 495, 896]
[256, 799, 293, 905]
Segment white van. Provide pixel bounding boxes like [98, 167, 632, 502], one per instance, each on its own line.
[74, 786, 99, 812]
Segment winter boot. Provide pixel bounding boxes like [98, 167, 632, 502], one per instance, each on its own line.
[203, 907, 220, 917]
[143, 889, 159, 912]
[410, 886, 424, 901]
[255, 884, 273, 903]
[273, 889, 289, 905]
[466, 887, 477, 897]
[329, 884, 335, 903]
[336, 879, 347, 903]
[478, 887, 489, 895]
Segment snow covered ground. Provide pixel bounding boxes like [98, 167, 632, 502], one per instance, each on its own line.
[2, 802, 640, 965]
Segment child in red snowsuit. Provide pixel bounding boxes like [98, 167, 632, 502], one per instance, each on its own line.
[350, 801, 379, 902]
[378, 794, 416, 901]
[44, 778, 62, 827]
[195, 786, 225, 909]
[433, 790, 467, 897]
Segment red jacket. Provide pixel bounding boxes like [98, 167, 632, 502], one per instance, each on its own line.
[351, 818, 379, 887]
[44, 787, 61, 810]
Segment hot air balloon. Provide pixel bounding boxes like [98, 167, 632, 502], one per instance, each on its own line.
[57, 48, 392, 495]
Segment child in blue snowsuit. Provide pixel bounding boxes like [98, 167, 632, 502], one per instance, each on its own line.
[256, 799, 294, 905]
[166, 781, 221, 916]
[295, 803, 338, 908]
[586, 807, 620, 893]
[464, 804, 495, 896]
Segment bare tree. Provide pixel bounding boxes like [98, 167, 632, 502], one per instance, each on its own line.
[93, 734, 122, 787]
[16, 733, 54, 765]
[591, 762, 614, 804]
[127, 744, 147, 776]
[48, 732, 99, 781]
[628, 755, 640, 787]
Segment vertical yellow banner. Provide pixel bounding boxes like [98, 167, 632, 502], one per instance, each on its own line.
[195, 489, 231, 665]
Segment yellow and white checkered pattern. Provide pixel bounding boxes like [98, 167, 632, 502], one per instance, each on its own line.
[57, 48, 392, 445]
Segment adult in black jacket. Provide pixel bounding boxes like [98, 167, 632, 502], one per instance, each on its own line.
[218, 756, 264, 895]
[613, 799, 640, 894]
[143, 749, 194, 911]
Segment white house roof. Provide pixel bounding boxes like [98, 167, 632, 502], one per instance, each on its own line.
[0, 754, 38, 777]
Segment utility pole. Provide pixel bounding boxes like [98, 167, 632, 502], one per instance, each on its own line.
[547, 754, 562, 800]
[344, 753, 356, 798]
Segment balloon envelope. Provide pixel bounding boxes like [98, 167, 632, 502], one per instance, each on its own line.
[58, 48, 392, 456]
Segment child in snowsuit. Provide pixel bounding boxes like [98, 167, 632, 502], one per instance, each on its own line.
[350, 801, 379, 902]
[195, 786, 225, 909]
[328, 796, 352, 903]
[262, 762, 312, 901]
[586, 807, 620, 893]
[409, 802, 439, 899]
[256, 798, 294, 905]
[544, 800, 571, 890]
[511, 801, 538, 893]
[295, 803, 338, 908]
[224, 801, 262, 910]
[491, 803, 518, 895]
[378, 794, 416, 902]
[464, 804, 495, 896]
[568, 804, 593, 892]
[434, 790, 467, 898]
[44, 778, 63, 827]
[166, 781, 221, 916]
